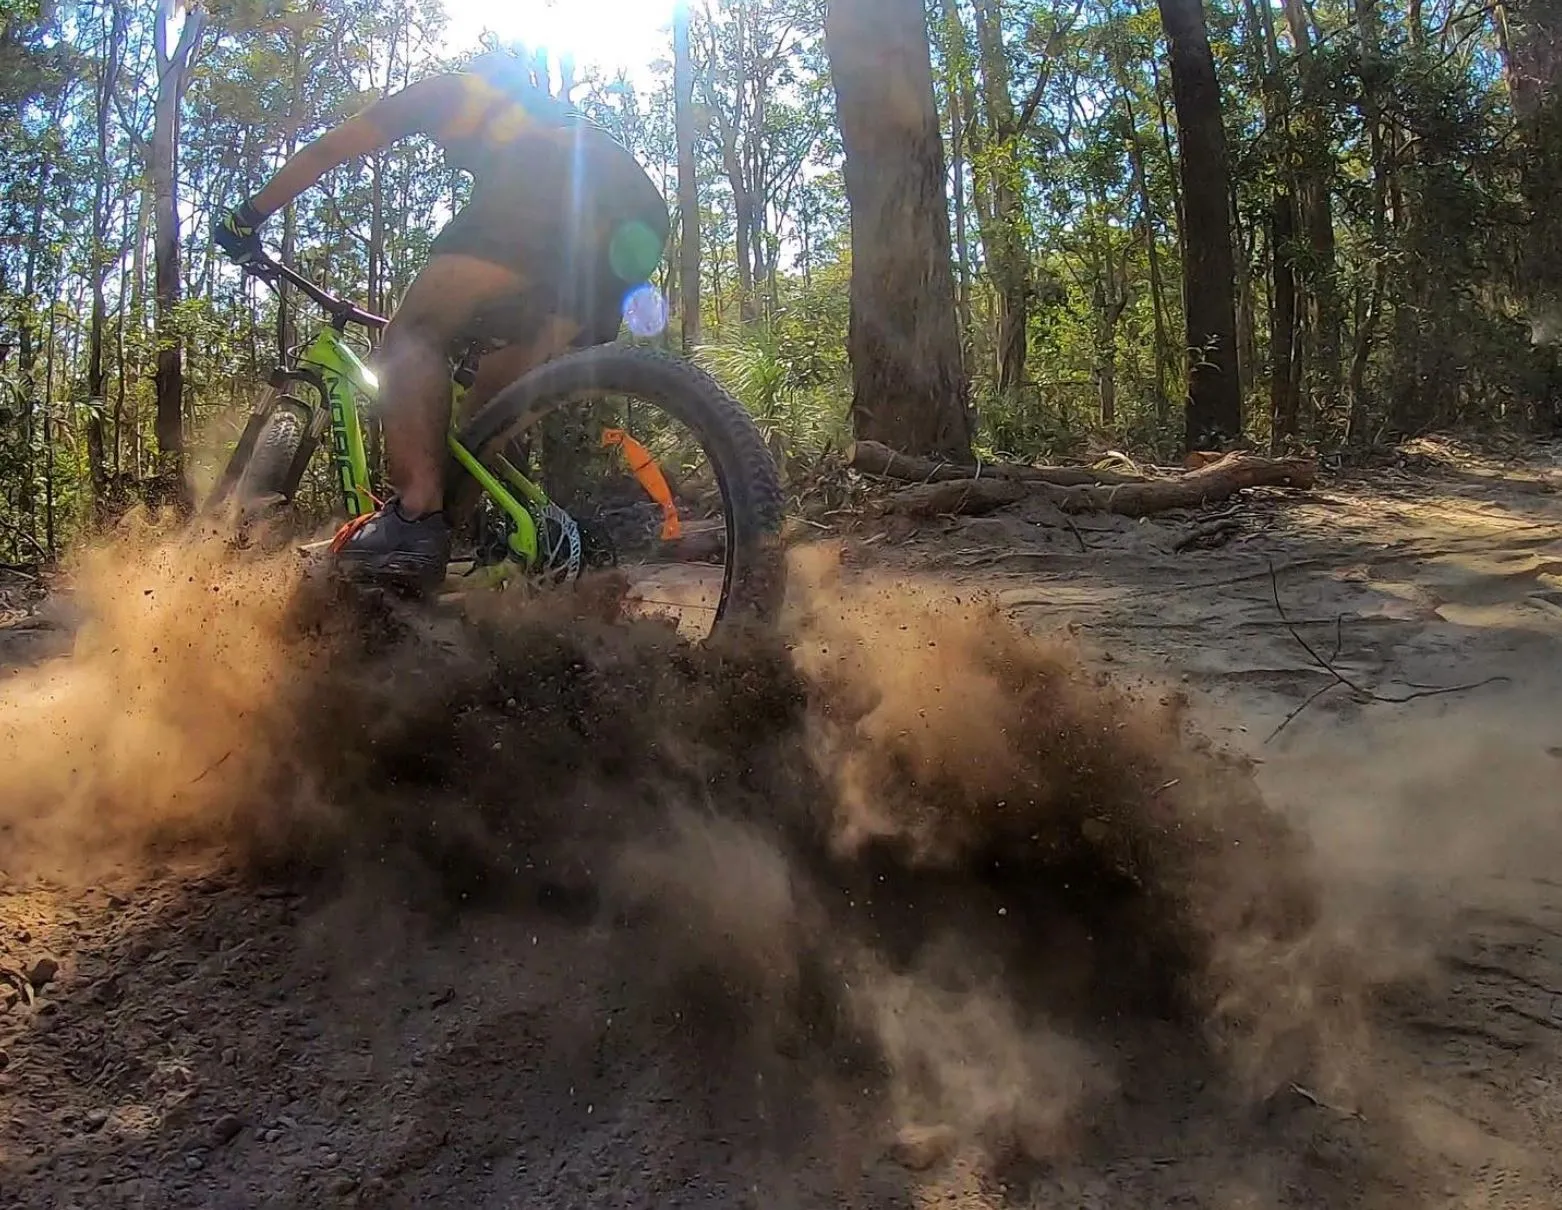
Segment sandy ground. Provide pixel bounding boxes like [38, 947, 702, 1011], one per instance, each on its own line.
[2, 437, 1560, 1209]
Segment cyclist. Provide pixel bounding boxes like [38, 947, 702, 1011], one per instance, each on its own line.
[214, 49, 669, 592]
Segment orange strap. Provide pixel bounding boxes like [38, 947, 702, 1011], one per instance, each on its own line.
[328, 490, 385, 553]
[328, 511, 376, 553]
[601, 428, 681, 540]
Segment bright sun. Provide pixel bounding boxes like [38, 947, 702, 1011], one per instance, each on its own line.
[439, 0, 675, 82]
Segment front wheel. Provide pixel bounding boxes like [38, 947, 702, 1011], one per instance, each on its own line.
[448, 344, 786, 635]
[234, 406, 304, 516]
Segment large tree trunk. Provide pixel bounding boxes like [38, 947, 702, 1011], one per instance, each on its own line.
[151, 0, 204, 485]
[86, 0, 126, 504]
[1120, 88, 1171, 422]
[1348, 0, 1390, 441]
[1239, 0, 1301, 447]
[943, 20, 971, 341]
[674, 0, 701, 350]
[1499, 0, 1562, 346]
[826, 0, 973, 460]
[1090, 208, 1128, 427]
[1282, 0, 1341, 422]
[939, 0, 981, 350]
[17, 161, 50, 535]
[970, 0, 1031, 400]
[1156, 0, 1242, 448]
[1269, 191, 1300, 445]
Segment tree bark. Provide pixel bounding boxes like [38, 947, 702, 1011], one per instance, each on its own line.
[151, 0, 205, 484]
[1091, 218, 1128, 427]
[275, 12, 304, 356]
[1119, 88, 1170, 421]
[826, 0, 973, 460]
[1499, 0, 1562, 339]
[1156, 0, 1242, 448]
[17, 140, 53, 534]
[938, 0, 972, 342]
[674, 0, 702, 350]
[702, 6, 758, 323]
[1348, 0, 1390, 441]
[86, 0, 126, 504]
[1282, 0, 1341, 420]
[970, 0, 1031, 400]
[1269, 191, 1300, 446]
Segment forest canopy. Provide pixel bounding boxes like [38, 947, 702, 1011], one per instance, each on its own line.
[2, 0, 1559, 561]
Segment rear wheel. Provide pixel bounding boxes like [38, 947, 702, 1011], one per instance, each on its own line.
[449, 344, 785, 636]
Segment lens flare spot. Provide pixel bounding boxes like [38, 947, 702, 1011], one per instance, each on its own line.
[622, 284, 668, 339]
[609, 219, 666, 283]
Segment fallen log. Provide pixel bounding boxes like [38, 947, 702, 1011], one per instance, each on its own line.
[882, 478, 1032, 518]
[884, 452, 1316, 519]
[847, 439, 1144, 487]
[1044, 453, 1316, 517]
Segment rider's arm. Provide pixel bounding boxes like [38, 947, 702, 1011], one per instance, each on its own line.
[249, 75, 471, 217]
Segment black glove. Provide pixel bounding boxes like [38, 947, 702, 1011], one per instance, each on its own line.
[214, 199, 269, 265]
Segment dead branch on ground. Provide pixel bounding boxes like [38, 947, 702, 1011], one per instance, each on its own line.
[882, 451, 1318, 519]
[1263, 558, 1509, 742]
[882, 478, 1032, 518]
[847, 440, 1145, 487]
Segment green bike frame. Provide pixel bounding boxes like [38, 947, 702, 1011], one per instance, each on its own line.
[294, 325, 545, 566]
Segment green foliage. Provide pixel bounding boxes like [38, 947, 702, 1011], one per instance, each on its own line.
[693, 255, 851, 458]
[0, 0, 1557, 565]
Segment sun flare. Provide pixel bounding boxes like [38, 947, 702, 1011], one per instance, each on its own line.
[439, 0, 675, 81]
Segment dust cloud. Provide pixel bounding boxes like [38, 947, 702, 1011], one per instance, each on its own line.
[0, 525, 1376, 1169]
[0, 515, 309, 868]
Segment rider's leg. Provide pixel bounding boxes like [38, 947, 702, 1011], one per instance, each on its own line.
[331, 253, 523, 591]
[376, 253, 525, 515]
[460, 314, 583, 418]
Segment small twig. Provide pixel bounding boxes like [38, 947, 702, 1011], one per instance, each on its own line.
[1188, 559, 1327, 591]
[1289, 1082, 1365, 1121]
[190, 751, 233, 785]
[1061, 511, 1088, 553]
[1265, 681, 1341, 743]
[0, 516, 49, 562]
[920, 457, 953, 486]
[1265, 559, 1509, 731]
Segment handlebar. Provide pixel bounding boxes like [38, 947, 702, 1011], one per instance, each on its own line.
[242, 250, 388, 331]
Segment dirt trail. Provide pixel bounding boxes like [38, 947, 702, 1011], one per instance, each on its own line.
[2, 441, 1561, 1209]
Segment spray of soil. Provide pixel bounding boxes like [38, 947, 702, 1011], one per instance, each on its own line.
[0, 524, 1362, 1170]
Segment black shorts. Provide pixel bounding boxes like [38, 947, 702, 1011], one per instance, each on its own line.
[430, 176, 670, 349]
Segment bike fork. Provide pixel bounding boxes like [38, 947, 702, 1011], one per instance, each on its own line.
[204, 387, 283, 514]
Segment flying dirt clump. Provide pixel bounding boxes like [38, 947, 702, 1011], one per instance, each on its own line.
[0, 531, 1355, 1167]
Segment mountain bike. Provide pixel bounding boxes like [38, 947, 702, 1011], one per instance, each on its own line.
[202, 251, 785, 636]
